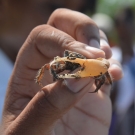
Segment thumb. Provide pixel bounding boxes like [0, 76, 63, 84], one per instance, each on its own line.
[6, 78, 93, 135]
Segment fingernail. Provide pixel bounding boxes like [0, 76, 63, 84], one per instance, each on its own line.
[111, 63, 120, 68]
[85, 46, 105, 58]
[89, 39, 100, 48]
[64, 78, 92, 93]
[111, 64, 122, 71]
[100, 39, 112, 58]
[100, 39, 109, 46]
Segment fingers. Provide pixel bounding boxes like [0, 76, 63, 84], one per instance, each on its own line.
[6, 79, 93, 135]
[48, 8, 112, 58]
[19, 24, 105, 70]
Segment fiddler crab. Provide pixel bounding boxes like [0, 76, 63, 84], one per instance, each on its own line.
[35, 50, 112, 93]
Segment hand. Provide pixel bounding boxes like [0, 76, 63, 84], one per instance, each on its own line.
[1, 9, 123, 135]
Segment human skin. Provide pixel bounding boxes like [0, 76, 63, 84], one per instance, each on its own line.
[0, 9, 123, 135]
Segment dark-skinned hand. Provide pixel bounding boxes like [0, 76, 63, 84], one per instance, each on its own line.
[0, 9, 123, 135]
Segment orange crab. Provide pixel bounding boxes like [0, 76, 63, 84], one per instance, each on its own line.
[35, 50, 112, 93]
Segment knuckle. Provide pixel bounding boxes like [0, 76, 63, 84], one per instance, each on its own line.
[30, 24, 50, 38]
[52, 8, 66, 15]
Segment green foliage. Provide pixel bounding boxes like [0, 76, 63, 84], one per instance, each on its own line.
[96, 0, 135, 17]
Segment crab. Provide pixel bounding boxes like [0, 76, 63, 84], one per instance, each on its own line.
[35, 50, 112, 93]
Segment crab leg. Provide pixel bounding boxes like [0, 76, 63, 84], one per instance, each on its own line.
[105, 72, 112, 85]
[35, 64, 50, 86]
[89, 75, 106, 93]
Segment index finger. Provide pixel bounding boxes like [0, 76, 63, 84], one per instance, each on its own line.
[48, 8, 100, 47]
[48, 8, 112, 58]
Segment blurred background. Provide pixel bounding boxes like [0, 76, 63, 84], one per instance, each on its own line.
[0, 0, 135, 135]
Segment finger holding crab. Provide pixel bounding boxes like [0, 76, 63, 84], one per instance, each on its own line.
[48, 9, 112, 59]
